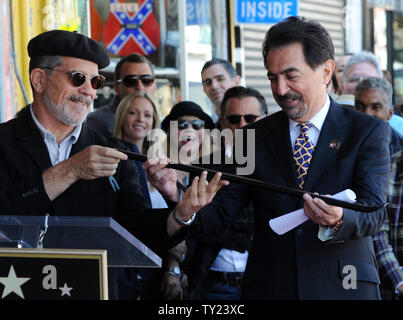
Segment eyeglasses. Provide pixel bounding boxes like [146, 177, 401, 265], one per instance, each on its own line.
[178, 119, 205, 130]
[117, 74, 155, 87]
[225, 114, 260, 124]
[42, 68, 105, 89]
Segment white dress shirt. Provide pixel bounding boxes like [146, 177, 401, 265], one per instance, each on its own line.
[210, 142, 249, 273]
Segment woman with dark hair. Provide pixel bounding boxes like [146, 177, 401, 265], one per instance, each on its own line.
[159, 101, 215, 300]
[161, 101, 215, 186]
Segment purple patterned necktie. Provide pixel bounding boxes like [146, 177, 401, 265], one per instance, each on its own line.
[293, 122, 315, 189]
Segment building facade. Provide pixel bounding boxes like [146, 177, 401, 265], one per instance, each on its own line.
[1, 0, 402, 123]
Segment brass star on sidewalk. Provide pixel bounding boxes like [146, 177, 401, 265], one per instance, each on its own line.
[0, 265, 30, 299]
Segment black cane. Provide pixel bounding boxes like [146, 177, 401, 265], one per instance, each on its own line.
[118, 149, 387, 213]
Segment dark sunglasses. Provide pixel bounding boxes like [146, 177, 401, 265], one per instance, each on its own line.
[117, 74, 155, 87]
[178, 119, 205, 130]
[225, 114, 259, 124]
[42, 68, 105, 89]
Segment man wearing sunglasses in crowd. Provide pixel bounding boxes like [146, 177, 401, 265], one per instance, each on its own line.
[0, 30, 227, 299]
[182, 86, 267, 300]
[221, 86, 268, 155]
[86, 53, 157, 138]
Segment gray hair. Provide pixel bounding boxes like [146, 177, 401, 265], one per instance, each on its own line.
[29, 55, 64, 92]
[29, 55, 63, 73]
[342, 51, 382, 85]
[355, 76, 393, 109]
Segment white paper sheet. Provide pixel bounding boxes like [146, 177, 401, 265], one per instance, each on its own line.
[268, 189, 356, 235]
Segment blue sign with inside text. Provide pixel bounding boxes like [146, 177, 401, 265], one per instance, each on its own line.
[236, 0, 298, 24]
[187, 0, 211, 25]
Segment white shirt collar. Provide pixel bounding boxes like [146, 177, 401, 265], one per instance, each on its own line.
[30, 104, 81, 144]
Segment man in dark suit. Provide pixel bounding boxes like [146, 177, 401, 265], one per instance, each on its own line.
[187, 17, 391, 299]
[0, 29, 225, 299]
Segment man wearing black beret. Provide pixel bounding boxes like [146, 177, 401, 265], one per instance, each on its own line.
[0, 29, 226, 299]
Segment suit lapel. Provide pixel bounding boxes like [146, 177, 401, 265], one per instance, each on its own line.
[265, 112, 299, 190]
[303, 101, 349, 191]
[15, 106, 52, 171]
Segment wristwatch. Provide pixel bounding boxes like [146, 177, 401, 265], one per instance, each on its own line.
[166, 266, 181, 279]
[173, 210, 196, 226]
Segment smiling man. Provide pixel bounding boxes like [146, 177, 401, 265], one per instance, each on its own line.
[266, 41, 334, 122]
[201, 58, 241, 127]
[0, 30, 226, 300]
[191, 16, 391, 299]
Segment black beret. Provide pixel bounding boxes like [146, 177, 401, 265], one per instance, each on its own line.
[28, 30, 110, 69]
[161, 101, 215, 132]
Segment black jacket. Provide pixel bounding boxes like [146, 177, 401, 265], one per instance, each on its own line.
[194, 101, 390, 299]
[182, 148, 254, 299]
[86, 95, 120, 137]
[0, 106, 172, 257]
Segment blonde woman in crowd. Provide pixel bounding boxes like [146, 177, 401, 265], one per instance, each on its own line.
[114, 91, 167, 209]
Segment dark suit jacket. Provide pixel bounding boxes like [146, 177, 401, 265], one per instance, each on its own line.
[86, 95, 120, 137]
[0, 106, 171, 257]
[183, 148, 254, 299]
[195, 100, 391, 299]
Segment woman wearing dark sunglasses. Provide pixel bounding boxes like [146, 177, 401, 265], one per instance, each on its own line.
[159, 101, 214, 300]
[161, 101, 215, 166]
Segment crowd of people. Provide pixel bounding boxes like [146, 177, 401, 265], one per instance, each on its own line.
[0, 15, 402, 300]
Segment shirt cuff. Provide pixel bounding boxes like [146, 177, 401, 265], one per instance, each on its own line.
[395, 281, 403, 295]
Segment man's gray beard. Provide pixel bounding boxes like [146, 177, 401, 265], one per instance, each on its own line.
[282, 104, 308, 120]
[43, 92, 91, 126]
